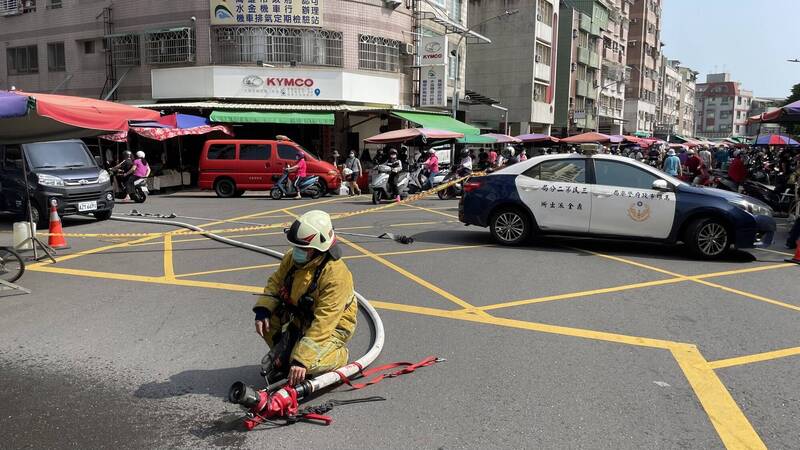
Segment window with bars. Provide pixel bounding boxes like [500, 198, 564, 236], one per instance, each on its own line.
[535, 43, 551, 65]
[47, 0, 61, 9]
[212, 26, 343, 67]
[47, 42, 65, 72]
[7, 45, 38, 75]
[533, 83, 547, 102]
[537, 0, 553, 24]
[448, 0, 462, 24]
[145, 27, 195, 65]
[107, 33, 140, 66]
[358, 35, 400, 72]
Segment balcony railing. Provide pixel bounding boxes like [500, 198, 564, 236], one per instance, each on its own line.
[576, 79, 597, 100]
[578, 47, 600, 69]
[145, 27, 195, 65]
[534, 63, 551, 82]
[106, 33, 140, 67]
[212, 26, 343, 67]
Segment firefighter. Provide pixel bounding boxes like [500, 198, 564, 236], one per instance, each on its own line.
[253, 210, 357, 386]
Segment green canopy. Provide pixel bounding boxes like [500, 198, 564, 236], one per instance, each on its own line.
[392, 111, 481, 135]
[210, 111, 335, 125]
[632, 130, 651, 137]
[457, 134, 497, 144]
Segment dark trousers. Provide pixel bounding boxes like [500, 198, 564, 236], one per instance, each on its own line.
[788, 217, 800, 247]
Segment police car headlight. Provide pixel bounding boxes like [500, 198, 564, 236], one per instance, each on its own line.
[729, 199, 773, 217]
[37, 173, 64, 187]
[97, 170, 110, 184]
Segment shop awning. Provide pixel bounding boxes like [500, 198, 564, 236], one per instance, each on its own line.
[210, 111, 335, 125]
[392, 111, 481, 135]
[458, 134, 497, 144]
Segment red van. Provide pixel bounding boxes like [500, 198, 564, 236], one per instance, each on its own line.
[199, 138, 341, 197]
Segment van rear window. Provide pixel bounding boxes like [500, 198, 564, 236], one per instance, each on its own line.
[239, 144, 271, 160]
[207, 144, 235, 160]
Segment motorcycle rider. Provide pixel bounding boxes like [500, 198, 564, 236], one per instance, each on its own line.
[253, 210, 357, 385]
[110, 150, 134, 200]
[457, 148, 473, 177]
[386, 148, 403, 202]
[286, 152, 308, 199]
[130, 151, 151, 194]
[647, 144, 661, 167]
[728, 150, 748, 190]
[343, 150, 362, 196]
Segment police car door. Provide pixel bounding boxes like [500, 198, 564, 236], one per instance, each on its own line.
[516, 158, 591, 232]
[588, 159, 676, 238]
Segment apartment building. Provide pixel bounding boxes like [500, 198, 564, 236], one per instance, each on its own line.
[467, 0, 557, 135]
[694, 73, 753, 139]
[596, 0, 631, 135]
[554, 2, 597, 135]
[654, 56, 679, 136]
[623, 0, 661, 136]
[675, 64, 697, 138]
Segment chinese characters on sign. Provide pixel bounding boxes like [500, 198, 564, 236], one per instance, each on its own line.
[420, 65, 446, 108]
[211, 0, 323, 27]
[540, 201, 583, 211]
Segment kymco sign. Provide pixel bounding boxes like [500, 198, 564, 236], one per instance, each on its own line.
[420, 35, 447, 66]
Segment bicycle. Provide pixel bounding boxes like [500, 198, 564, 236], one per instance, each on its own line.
[0, 246, 25, 283]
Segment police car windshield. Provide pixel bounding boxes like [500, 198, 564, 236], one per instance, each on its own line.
[25, 141, 95, 170]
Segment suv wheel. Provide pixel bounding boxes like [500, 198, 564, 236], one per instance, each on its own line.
[26, 201, 48, 228]
[94, 210, 112, 222]
[685, 217, 729, 259]
[214, 179, 236, 198]
[490, 208, 531, 246]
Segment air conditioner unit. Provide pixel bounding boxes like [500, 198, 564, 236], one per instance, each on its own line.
[535, 55, 541, 63]
[572, 29, 578, 39]
[401, 42, 414, 55]
[571, 62, 577, 72]
[593, 81, 599, 88]
[382, 0, 402, 8]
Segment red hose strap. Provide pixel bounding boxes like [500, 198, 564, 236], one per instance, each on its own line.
[337, 356, 440, 390]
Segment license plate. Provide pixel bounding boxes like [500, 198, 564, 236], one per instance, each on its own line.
[140, 186, 149, 194]
[78, 201, 97, 212]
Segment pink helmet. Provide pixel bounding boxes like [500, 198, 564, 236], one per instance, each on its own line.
[296, 151, 306, 159]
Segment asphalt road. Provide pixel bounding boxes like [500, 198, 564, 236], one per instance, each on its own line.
[0, 192, 798, 449]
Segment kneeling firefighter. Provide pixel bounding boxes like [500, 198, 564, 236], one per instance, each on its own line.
[253, 210, 357, 386]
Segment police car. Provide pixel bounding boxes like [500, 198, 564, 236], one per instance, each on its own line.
[459, 153, 776, 259]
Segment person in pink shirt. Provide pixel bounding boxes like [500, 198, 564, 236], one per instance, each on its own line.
[423, 148, 439, 189]
[286, 151, 308, 199]
[488, 149, 498, 167]
[127, 151, 151, 195]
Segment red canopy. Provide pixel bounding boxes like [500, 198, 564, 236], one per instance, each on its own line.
[364, 128, 464, 144]
[100, 125, 234, 142]
[560, 132, 613, 144]
[0, 91, 160, 144]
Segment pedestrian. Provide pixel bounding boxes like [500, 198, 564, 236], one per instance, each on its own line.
[787, 217, 800, 249]
[686, 149, 703, 183]
[110, 150, 135, 200]
[678, 146, 689, 165]
[663, 149, 682, 177]
[330, 151, 341, 168]
[343, 150, 362, 196]
[253, 210, 357, 386]
[728, 150, 747, 189]
[699, 146, 713, 170]
[488, 147, 498, 168]
[518, 148, 527, 162]
[714, 146, 730, 169]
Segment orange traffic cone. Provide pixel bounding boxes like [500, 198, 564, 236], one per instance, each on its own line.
[48, 201, 69, 250]
[787, 240, 800, 265]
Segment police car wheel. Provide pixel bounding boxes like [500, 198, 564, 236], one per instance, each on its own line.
[490, 208, 531, 246]
[686, 217, 729, 259]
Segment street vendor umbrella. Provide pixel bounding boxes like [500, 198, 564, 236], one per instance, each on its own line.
[747, 99, 800, 124]
[752, 134, 800, 146]
[560, 131, 613, 144]
[481, 133, 521, 144]
[0, 90, 160, 144]
[364, 128, 464, 144]
[516, 133, 560, 143]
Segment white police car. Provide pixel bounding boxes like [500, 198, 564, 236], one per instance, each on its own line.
[459, 153, 776, 259]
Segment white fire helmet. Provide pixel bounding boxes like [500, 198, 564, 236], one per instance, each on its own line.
[285, 210, 335, 252]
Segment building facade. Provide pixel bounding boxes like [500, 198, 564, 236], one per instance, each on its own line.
[694, 73, 753, 139]
[654, 56, 679, 137]
[623, 0, 661, 136]
[0, 0, 480, 156]
[746, 97, 782, 136]
[466, 0, 557, 135]
[675, 64, 697, 137]
[596, 0, 630, 135]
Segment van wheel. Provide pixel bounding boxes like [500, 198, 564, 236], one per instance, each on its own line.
[94, 210, 112, 222]
[214, 179, 236, 198]
[685, 217, 730, 259]
[490, 207, 531, 246]
[26, 201, 48, 228]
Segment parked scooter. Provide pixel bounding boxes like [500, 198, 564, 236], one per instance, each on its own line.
[437, 168, 471, 200]
[270, 169, 322, 200]
[407, 163, 426, 194]
[370, 164, 409, 204]
[741, 180, 795, 214]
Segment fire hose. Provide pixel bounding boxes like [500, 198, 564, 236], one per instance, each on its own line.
[108, 214, 415, 428]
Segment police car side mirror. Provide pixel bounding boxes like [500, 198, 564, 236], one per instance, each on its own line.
[652, 179, 670, 191]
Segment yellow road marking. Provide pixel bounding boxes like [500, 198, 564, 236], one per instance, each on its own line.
[335, 235, 491, 316]
[474, 263, 794, 312]
[174, 243, 490, 278]
[671, 345, 767, 449]
[406, 204, 459, 219]
[163, 234, 175, 280]
[709, 346, 800, 370]
[573, 248, 800, 314]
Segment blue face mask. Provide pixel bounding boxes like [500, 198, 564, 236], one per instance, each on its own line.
[292, 247, 310, 265]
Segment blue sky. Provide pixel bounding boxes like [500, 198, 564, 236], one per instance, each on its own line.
[661, 0, 799, 99]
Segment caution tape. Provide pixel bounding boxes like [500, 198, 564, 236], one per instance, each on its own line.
[37, 171, 482, 239]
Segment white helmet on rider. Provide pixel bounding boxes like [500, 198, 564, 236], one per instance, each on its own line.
[136, 151, 145, 158]
[285, 210, 336, 252]
[506, 145, 515, 157]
